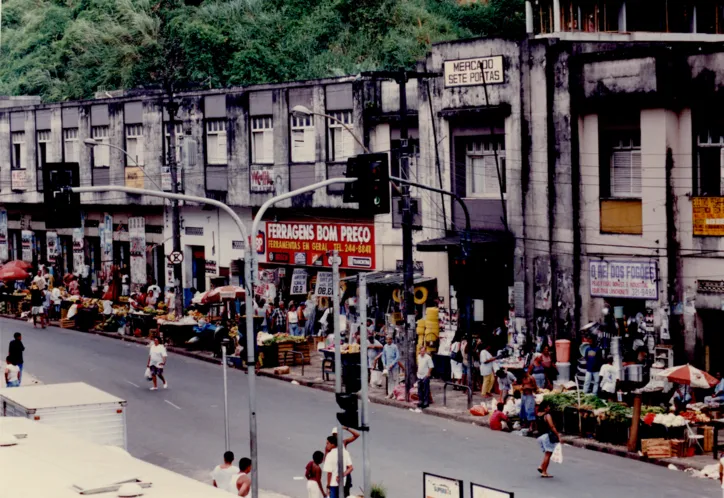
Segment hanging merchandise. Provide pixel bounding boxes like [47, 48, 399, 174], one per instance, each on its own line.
[392, 288, 401, 303]
[414, 286, 428, 305]
[72, 212, 85, 273]
[21, 230, 33, 263]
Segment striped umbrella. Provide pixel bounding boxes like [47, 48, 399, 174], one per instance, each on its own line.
[655, 364, 718, 389]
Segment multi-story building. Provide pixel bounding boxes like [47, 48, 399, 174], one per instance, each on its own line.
[5, 0, 724, 367]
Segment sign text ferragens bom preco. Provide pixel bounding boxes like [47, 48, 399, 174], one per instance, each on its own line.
[264, 222, 376, 269]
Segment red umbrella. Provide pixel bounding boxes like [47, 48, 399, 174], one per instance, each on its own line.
[655, 364, 718, 388]
[201, 285, 245, 304]
[3, 260, 32, 270]
[0, 266, 29, 281]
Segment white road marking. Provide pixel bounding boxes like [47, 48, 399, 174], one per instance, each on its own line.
[292, 476, 304, 481]
[164, 399, 182, 410]
[125, 380, 141, 388]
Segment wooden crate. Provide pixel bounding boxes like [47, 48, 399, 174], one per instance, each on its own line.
[277, 343, 294, 364]
[700, 426, 714, 453]
[60, 318, 75, 329]
[642, 438, 671, 459]
[295, 342, 311, 365]
[670, 439, 685, 458]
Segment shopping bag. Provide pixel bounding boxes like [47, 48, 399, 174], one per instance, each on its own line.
[370, 370, 384, 387]
[551, 443, 563, 464]
[144, 367, 152, 381]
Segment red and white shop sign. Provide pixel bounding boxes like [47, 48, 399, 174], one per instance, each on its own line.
[262, 221, 375, 270]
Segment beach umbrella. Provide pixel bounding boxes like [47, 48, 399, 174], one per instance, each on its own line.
[655, 364, 718, 389]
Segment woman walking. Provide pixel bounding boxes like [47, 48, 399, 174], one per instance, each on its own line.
[536, 401, 561, 478]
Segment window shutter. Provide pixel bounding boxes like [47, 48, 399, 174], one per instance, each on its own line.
[342, 126, 356, 160]
[217, 132, 227, 164]
[263, 129, 274, 164]
[127, 138, 137, 166]
[485, 156, 500, 196]
[631, 151, 642, 194]
[291, 130, 303, 163]
[303, 127, 315, 162]
[207, 134, 218, 164]
[611, 150, 632, 196]
[137, 136, 145, 166]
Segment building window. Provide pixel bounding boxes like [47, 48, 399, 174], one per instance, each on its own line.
[609, 132, 642, 197]
[64, 128, 79, 163]
[327, 110, 355, 162]
[206, 119, 227, 165]
[37, 130, 50, 168]
[125, 124, 144, 167]
[290, 114, 314, 163]
[11, 132, 25, 169]
[465, 136, 506, 198]
[696, 127, 724, 196]
[164, 123, 183, 165]
[251, 116, 274, 164]
[91, 126, 110, 167]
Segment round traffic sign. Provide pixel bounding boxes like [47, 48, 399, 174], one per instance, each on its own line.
[168, 251, 184, 265]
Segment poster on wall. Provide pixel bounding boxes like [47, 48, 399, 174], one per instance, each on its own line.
[262, 221, 375, 270]
[423, 473, 463, 498]
[100, 213, 113, 278]
[129, 217, 146, 293]
[21, 230, 33, 263]
[290, 268, 308, 295]
[693, 197, 724, 236]
[205, 260, 217, 275]
[250, 164, 274, 193]
[0, 208, 8, 262]
[589, 260, 658, 299]
[46, 232, 59, 264]
[72, 213, 85, 274]
[11, 169, 28, 191]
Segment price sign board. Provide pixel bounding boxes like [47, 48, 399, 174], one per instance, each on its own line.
[315, 271, 333, 297]
[290, 269, 308, 295]
[423, 473, 462, 498]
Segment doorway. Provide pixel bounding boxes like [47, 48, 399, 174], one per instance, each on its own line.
[190, 245, 206, 293]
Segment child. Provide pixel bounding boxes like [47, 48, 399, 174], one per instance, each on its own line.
[4, 356, 20, 387]
[305, 450, 326, 498]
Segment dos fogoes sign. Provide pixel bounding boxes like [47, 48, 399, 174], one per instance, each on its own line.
[590, 260, 658, 299]
[444, 56, 504, 88]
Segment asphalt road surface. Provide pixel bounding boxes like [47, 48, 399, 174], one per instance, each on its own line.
[1, 318, 719, 498]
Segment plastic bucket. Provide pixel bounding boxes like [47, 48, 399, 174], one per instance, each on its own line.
[557, 362, 571, 382]
[555, 339, 571, 363]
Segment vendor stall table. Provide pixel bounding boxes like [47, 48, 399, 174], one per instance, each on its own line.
[710, 418, 724, 459]
[128, 312, 156, 337]
[157, 320, 198, 347]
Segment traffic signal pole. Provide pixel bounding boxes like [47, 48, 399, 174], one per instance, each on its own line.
[358, 273, 371, 497]
[331, 250, 345, 495]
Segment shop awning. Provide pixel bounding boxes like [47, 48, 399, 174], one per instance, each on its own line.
[416, 231, 510, 252]
[340, 271, 434, 286]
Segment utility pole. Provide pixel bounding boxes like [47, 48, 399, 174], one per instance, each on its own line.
[358, 273, 370, 497]
[331, 250, 344, 493]
[166, 96, 184, 318]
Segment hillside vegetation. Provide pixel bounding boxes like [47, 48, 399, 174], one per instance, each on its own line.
[0, 0, 524, 101]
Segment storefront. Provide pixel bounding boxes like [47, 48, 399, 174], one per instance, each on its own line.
[255, 219, 377, 303]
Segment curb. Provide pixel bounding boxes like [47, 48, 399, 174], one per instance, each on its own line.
[10, 315, 712, 473]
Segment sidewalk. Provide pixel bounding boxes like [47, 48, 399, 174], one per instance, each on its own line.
[19, 319, 724, 476]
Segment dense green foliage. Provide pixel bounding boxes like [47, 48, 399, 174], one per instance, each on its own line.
[0, 0, 524, 101]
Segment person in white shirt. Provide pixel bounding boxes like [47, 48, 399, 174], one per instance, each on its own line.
[416, 345, 435, 410]
[4, 356, 20, 387]
[598, 356, 620, 399]
[479, 344, 497, 397]
[146, 337, 168, 390]
[323, 435, 353, 498]
[32, 271, 47, 291]
[210, 451, 239, 489]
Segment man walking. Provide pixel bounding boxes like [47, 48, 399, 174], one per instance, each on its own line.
[210, 450, 239, 489]
[146, 337, 168, 390]
[480, 343, 496, 397]
[229, 457, 252, 496]
[416, 344, 434, 410]
[8, 332, 24, 382]
[270, 301, 287, 334]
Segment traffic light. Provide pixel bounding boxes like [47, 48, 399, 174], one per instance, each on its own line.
[343, 153, 390, 215]
[43, 163, 81, 229]
[335, 393, 360, 430]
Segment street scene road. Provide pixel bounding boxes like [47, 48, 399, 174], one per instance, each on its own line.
[3, 318, 717, 498]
